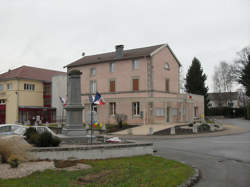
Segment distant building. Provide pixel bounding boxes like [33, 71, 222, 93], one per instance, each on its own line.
[0, 66, 66, 124]
[208, 91, 249, 108]
[66, 44, 205, 125]
[51, 74, 67, 122]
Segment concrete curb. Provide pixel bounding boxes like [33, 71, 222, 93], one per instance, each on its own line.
[179, 167, 201, 187]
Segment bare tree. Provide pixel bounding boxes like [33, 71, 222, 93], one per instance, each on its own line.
[115, 114, 128, 129]
[233, 46, 250, 80]
[213, 61, 235, 106]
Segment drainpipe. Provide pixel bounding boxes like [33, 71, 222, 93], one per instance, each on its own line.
[16, 79, 20, 123]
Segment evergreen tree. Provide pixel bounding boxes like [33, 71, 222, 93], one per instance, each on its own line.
[185, 57, 209, 114]
[239, 55, 250, 96]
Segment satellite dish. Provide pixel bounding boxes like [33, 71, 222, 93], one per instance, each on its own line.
[82, 52, 85, 57]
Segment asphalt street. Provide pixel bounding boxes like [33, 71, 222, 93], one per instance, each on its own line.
[134, 119, 250, 187]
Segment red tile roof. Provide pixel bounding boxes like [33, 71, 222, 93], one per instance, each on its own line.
[66, 44, 172, 68]
[0, 66, 66, 82]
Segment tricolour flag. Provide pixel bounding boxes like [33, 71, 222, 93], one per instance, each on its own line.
[59, 96, 67, 106]
[93, 92, 105, 105]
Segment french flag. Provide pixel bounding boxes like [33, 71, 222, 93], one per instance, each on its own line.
[59, 96, 67, 106]
[89, 92, 105, 105]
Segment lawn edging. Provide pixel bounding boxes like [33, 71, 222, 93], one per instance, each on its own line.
[179, 167, 201, 187]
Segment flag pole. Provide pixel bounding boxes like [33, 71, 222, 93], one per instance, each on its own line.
[90, 103, 93, 144]
[61, 104, 64, 126]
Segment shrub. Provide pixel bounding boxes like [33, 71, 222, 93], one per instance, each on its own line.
[51, 137, 61, 147]
[198, 124, 210, 132]
[35, 132, 61, 147]
[24, 127, 38, 140]
[24, 127, 61, 147]
[28, 133, 40, 146]
[115, 114, 128, 129]
[7, 154, 20, 168]
[38, 132, 53, 147]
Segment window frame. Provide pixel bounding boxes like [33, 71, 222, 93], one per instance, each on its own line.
[7, 83, 12, 90]
[132, 102, 140, 116]
[164, 62, 170, 70]
[165, 78, 170, 93]
[90, 80, 97, 94]
[0, 99, 5, 104]
[0, 84, 4, 91]
[155, 108, 164, 117]
[109, 62, 114, 73]
[132, 59, 139, 70]
[109, 102, 116, 115]
[24, 83, 35, 91]
[90, 67, 96, 76]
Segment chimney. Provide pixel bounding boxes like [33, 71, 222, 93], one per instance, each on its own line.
[115, 45, 124, 58]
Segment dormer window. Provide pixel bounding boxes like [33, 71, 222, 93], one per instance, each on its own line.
[164, 62, 170, 70]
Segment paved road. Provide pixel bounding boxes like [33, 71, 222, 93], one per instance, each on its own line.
[134, 118, 250, 187]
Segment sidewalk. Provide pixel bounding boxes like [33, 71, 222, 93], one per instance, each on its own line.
[109, 124, 249, 140]
[110, 122, 188, 135]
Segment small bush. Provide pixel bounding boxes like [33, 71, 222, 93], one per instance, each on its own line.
[51, 137, 61, 147]
[24, 128, 38, 140]
[35, 132, 61, 147]
[38, 132, 53, 147]
[28, 133, 40, 146]
[115, 114, 128, 129]
[198, 124, 210, 132]
[24, 127, 61, 147]
[7, 154, 19, 168]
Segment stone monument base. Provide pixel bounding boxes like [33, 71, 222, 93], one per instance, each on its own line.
[62, 127, 88, 136]
[60, 135, 97, 144]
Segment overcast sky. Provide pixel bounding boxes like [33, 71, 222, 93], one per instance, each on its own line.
[1, 0, 250, 91]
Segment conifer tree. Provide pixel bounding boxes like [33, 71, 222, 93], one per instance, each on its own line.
[239, 55, 250, 96]
[185, 57, 209, 114]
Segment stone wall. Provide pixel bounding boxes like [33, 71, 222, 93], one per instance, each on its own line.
[30, 142, 153, 160]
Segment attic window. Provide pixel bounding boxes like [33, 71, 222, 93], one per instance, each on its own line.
[164, 62, 170, 70]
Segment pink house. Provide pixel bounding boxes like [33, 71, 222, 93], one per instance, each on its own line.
[66, 44, 204, 125]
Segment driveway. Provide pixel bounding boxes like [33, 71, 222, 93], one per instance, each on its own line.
[132, 118, 250, 187]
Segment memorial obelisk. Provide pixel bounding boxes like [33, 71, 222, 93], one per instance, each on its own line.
[62, 69, 86, 136]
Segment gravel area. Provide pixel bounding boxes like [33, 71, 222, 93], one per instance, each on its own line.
[0, 161, 91, 179]
[0, 161, 55, 179]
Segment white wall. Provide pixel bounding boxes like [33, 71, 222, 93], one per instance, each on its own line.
[52, 75, 67, 121]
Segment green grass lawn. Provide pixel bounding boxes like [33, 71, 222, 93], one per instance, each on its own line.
[0, 155, 194, 187]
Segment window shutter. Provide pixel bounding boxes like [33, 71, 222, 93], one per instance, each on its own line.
[110, 80, 115, 92]
[133, 79, 139, 91]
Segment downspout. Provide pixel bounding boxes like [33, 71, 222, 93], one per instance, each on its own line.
[16, 79, 20, 123]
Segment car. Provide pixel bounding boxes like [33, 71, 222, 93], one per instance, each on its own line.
[0, 124, 27, 136]
[0, 124, 65, 138]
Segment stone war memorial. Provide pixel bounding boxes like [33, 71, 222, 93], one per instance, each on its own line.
[61, 69, 92, 143]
